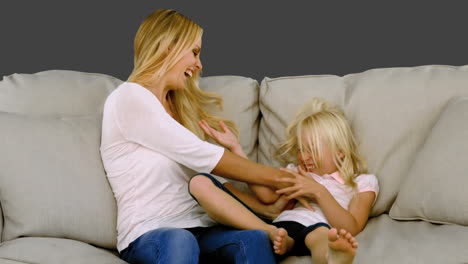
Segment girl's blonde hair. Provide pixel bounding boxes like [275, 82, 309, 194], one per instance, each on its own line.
[277, 97, 367, 188]
[128, 9, 238, 139]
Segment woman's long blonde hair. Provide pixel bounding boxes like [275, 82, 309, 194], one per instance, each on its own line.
[128, 9, 238, 139]
[276, 97, 367, 188]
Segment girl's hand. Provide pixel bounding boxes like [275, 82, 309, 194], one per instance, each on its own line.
[198, 120, 246, 157]
[276, 166, 326, 209]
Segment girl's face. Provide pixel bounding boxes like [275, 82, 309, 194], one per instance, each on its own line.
[297, 135, 339, 176]
[164, 38, 203, 91]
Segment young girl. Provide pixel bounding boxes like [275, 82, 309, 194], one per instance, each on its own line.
[194, 97, 379, 264]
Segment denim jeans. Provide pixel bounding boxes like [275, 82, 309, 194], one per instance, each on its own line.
[120, 173, 276, 264]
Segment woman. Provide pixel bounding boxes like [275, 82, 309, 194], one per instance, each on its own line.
[100, 9, 297, 263]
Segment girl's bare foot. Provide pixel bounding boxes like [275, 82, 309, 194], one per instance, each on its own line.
[327, 228, 358, 264]
[270, 227, 294, 255]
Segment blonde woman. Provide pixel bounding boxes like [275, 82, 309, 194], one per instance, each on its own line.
[194, 98, 379, 263]
[100, 9, 300, 264]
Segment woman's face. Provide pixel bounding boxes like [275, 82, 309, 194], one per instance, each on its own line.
[165, 38, 203, 91]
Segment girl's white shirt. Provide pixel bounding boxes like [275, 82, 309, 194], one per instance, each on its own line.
[100, 82, 225, 252]
[273, 164, 379, 227]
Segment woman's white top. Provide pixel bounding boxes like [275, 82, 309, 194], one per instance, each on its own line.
[273, 164, 379, 227]
[100, 82, 225, 252]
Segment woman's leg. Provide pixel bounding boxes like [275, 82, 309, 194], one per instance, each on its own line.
[198, 225, 276, 263]
[120, 228, 199, 264]
[189, 174, 290, 254]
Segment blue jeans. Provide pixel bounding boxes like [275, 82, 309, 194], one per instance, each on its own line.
[120, 173, 276, 264]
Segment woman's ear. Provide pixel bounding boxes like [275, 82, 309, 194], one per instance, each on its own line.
[338, 152, 345, 159]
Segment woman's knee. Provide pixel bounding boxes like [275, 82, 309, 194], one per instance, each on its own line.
[245, 229, 270, 243]
[234, 230, 274, 262]
[188, 174, 215, 196]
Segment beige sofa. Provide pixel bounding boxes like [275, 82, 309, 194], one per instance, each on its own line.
[1, 66, 468, 264]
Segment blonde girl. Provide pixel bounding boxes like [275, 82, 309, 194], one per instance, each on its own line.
[196, 97, 379, 264]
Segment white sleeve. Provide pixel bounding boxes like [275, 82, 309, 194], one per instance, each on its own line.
[113, 84, 224, 173]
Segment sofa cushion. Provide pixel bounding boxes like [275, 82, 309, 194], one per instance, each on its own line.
[0, 203, 3, 243]
[0, 237, 126, 264]
[0, 71, 122, 248]
[0, 259, 30, 264]
[200, 76, 260, 162]
[354, 214, 468, 263]
[259, 65, 468, 216]
[0, 70, 121, 116]
[0, 113, 118, 248]
[200, 76, 260, 192]
[258, 75, 345, 169]
[389, 97, 468, 225]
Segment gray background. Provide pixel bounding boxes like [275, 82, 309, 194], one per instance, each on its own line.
[1, 1, 467, 82]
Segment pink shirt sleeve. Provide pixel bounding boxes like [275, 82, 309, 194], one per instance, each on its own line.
[355, 174, 379, 203]
[113, 83, 224, 173]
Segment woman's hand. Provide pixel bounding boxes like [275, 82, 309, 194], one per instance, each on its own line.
[276, 166, 327, 209]
[199, 120, 246, 158]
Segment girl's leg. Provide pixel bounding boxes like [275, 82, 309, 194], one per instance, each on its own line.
[189, 174, 290, 254]
[198, 225, 276, 263]
[120, 228, 199, 264]
[304, 227, 357, 264]
[304, 226, 330, 264]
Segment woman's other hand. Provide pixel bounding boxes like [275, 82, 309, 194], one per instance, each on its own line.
[199, 120, 247, 158]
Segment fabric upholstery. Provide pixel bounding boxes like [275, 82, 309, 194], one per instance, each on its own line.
[0, 237, 126, 264]
[0, 71, 122, 248]
[259, 65, 468, 216]
[200, 76, 260, 162]
[389, 97, 468, 225]
[200, 76, 260, 192]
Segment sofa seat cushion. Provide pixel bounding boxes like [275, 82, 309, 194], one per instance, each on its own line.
[0, 237, 126, 264]
[0, 258, 30, 264]
[354, 215, 468, 263]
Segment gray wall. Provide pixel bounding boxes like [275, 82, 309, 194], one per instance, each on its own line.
[1, 1, 467, 82]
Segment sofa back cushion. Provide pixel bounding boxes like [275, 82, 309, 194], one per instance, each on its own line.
[259, 65, 468, 215]
[200, 76, 260, 162]
[389, 97, 468, 225]
[0, 71, 122, 248]
[200, 76, 260, 192]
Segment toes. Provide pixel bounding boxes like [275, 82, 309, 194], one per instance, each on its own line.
[339, 229, 347, 237]
[328, 228, 339, 242]
[345, 232, 352, 240]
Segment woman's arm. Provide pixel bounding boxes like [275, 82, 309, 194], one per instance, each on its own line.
[223, 182, 293, 219]
[277, 166, 375, 235]
[199, 120, 284, 201]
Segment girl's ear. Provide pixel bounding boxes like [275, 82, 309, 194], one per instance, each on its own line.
[338, 152, 345, 158]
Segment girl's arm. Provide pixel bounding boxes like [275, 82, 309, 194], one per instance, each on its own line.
[277, 166, 375, 235]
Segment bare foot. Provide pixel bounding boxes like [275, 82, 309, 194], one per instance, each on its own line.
[327, 228, 358, 264]
[269, 227, 294, 255]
